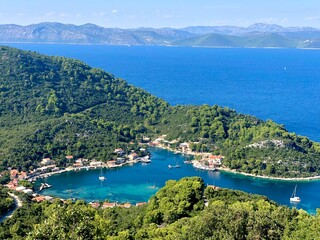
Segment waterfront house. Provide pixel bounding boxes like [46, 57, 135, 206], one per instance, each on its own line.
[102, 202, 116, 208]
[208, 155, 224, 165]
[119, 203, 132, 208]
[37, 165, 56, 173]
[107, 160, 117, 168]
[179, 142, 190, 153]
[116, 158, 126, 164]
[32, 196, 47, 202]
[128, 153, 138, 161]
[136, 202, 147, 207]
[73, 159, 83, 168]
[89, 160, 104, 167]
[32, 195, 53, 202]
[90, 202, 100, 208]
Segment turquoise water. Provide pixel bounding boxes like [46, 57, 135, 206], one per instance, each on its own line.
[3, 43, 320, 212]
[38, 147, 319, 213]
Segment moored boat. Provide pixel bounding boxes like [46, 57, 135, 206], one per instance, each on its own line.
[290, 185, 301, 202]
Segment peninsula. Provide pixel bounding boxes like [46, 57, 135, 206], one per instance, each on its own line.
[0, 45, 320, 185]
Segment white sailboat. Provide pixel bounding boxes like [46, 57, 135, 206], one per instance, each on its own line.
[290, 185, 301, 202]
[99, 168, 106, 181]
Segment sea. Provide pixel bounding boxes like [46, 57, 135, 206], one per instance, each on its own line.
[3, 43, 320, 213]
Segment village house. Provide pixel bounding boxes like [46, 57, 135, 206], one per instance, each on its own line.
[208, 155, 224, 165]
[128, 152, 138, 161]
[114, 148, 125, 155]
[32, 195, 53, 203]
[119, 203, 132, 208]
[179, 142, 190, 153]
[102, 202, 116, 208]
[90, 202, 100, 208]
[142, 136, 151, 142]
[73, 159, 84, 168]
[89, 160, 104, 167]
[40, 158, 54, 166]
[18, 171, 28, 180]
[136, 202, 147, 207]
[6, 178, 18, 189]
[10, 169, 19, 179]
[116, 158, 126, 164]
[107, 160, 117, 168]
[36, 165, 56, 173]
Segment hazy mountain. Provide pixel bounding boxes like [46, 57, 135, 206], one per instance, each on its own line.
[173, 33, 242, 47]
[0, 22, 193, 45]
[1, 22, 320, 48]
[173, 32, 298, 48]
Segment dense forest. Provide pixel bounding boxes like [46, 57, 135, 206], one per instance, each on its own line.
[0, 186, 14, 217]
[0, 177, 320, 239]
[1, 46, 320, 178]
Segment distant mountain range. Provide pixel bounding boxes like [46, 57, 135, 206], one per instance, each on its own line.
[1, 22, 320, 48]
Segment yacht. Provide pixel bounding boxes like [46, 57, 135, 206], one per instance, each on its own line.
[290, 185, 301, 202]
[99, 168, 106, 181]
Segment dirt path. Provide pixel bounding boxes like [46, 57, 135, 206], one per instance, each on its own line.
[0, 193, 22, 223]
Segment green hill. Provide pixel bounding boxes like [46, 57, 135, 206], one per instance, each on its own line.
[172, 33, 242, 47]
[1, 177, 320, 239]
[173, 32, 298, 48]
[1, 46, 320, 178]
[243, 33, 298, 48]
[0, 46, 168, 169]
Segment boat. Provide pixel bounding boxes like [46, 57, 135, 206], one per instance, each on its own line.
[39, 182, 52, 191]
[168, 164, 181, 169]
[290, 185, 301, 202]
[99, 168, 106, 181]
[139, 156, 151, 163]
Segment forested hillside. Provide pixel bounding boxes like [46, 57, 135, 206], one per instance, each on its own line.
[0, 46, 168, 170]
[1, 46, 320, 177]
[0, 177, 319, 239]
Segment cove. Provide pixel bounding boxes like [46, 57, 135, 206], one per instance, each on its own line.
[37, 147, 320, 214]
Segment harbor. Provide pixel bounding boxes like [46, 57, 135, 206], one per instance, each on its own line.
[35, 147, 320, 214]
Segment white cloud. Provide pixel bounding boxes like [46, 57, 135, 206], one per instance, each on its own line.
[112, 9, 118, 14]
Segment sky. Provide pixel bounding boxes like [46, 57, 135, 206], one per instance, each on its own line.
[1, 0, 320, 29]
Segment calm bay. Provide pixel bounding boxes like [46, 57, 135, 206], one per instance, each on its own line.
[4, 43, 320, 213]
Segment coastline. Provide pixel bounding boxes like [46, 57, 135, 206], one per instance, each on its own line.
[216, 166, 320, 182]
[152, 144, 320, 182]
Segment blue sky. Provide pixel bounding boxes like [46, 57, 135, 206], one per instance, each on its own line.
[1, 0, 320, 28]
